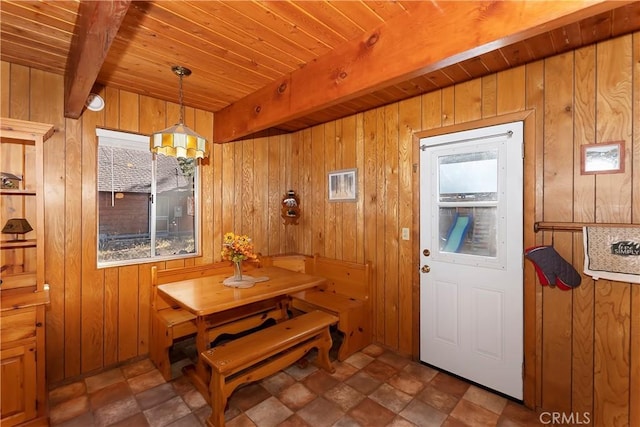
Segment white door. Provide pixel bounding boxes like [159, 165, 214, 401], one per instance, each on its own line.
[419, 121, 523, 399]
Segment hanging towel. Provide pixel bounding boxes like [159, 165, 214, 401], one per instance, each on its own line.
[583, 226, 640, 284]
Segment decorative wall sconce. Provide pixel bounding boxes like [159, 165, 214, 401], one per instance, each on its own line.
[281, 190, 300, 225]
[2, 218, 33, 241]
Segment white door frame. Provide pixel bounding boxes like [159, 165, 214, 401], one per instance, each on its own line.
[412, 110, 537, 408]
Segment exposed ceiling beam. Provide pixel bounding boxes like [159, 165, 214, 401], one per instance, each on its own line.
[64, 0, 131, 119]
[213, 0, 627, 143]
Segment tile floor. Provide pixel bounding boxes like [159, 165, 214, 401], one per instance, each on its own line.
[49, 337, 543, 427]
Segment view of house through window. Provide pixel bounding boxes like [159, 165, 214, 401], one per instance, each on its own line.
[96, 129, 199, 266]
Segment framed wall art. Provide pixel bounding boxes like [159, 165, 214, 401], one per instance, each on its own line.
[581, 141, 625, 175]
[328, 168, 357, 202]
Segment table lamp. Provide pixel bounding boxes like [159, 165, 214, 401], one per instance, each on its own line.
[2, 218, 33, 241]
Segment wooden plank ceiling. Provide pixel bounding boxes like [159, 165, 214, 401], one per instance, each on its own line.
[1, 1, 639, 142]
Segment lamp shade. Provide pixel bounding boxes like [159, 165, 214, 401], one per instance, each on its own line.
[2, 218, 33, 239]
[150, 123, 208, 159]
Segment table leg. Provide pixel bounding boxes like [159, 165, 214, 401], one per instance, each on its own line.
[182, 316, 212, 402]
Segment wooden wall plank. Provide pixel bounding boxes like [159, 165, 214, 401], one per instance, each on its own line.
[496, 67, 526, 114]
[595, 38, 633, 223]
[630, 33, 640, 427]
[375, 107, 386, 344]
[267, 132, 281, 255]
[421, 91, 442, 131]
[9, 64, 30, 120]
[594, 282, 631, 426]
[0, 62, 9, 116]
[572, 43, 597, 423]
[119, 90, 139, 133]
[253, 133, 268, 256]
[481, 74, 497, 118]
[229, 141, 241, 233]
[354, 113, 365, 264]
[300, 128, 313, 255]
[103, 267, 119, 366]
[454, 79, 482, 123]
[541, 51, 575, 412]
[632, 34, 640, 225]
[383, 104, 399, 348]
[593, 34, 633, 427]
[524, 59, 545, 408]
[104, 86, 119, 130]
[362, 108, 380, 342]
[220, 142, 234, 244]
[208, 133, 222, 262]
[281, 131, 291, 253]
[64, 117, 82, 379]
[333, 119, 345, 260]
[324, 122, 336, 259]
[118, 265, 139, 360]
[241, 138, 255, 237]
[441, 86, 454, 127]
[631, 285, 640, 427]
[341, 116, 358, 263]
[137, 263, 151, 354]
[80, 91, 104, 374]
[311, 126, 325, 255]
[398, 97, 419, 356]
[196, 109, 214, 264]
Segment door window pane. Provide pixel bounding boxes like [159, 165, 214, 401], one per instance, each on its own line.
[439, 151, 497, 202]
[439, 207, 497, 257]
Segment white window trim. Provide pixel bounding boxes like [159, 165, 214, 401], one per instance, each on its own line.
[96, 128, 201, 268]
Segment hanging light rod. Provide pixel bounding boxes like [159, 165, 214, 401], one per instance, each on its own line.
[150, 65, 209, 159]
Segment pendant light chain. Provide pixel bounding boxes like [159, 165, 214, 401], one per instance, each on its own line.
[178, 70, 185, 125]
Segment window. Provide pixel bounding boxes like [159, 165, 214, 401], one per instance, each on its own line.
[437, 150, 498, 257]
[96, 129, 200, 267]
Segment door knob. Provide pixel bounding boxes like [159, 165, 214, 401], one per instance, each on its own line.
[423, 249, 430, 257]
[421, 265, 431, 273]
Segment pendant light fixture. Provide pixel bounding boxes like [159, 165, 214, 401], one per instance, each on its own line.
[150, 65, 209, 159]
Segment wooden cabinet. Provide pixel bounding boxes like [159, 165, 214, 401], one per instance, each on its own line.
[1, 118, 53, 426]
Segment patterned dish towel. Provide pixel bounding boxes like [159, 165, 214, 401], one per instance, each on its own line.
[583, 226, 640, 284]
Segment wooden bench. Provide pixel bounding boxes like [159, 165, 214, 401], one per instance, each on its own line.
[201, 310, 338, 427]
[261, 253, 307, 273]
[150, 261, 289, 380]
[265, 254, 372, 361]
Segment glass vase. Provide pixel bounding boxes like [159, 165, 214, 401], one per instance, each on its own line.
[233, 260, 243, 281]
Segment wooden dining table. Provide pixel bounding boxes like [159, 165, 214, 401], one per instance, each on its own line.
[156, 265, 326, 397]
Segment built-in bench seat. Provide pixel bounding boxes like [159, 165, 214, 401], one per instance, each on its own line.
[150, 261, 288, 380]
[201, 310, 338, 427]
[263, 254, 372, 361]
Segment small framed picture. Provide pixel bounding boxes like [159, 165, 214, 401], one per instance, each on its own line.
[328, 168, 357, 202]
[581, 141, 625, 175]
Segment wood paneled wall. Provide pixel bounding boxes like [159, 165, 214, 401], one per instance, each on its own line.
[1, 32, 638, 426]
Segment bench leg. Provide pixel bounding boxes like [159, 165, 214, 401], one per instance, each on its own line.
[336, 307, 370, 361]
[150, 314, 173, 381]
[315, 328, 336, 374]
[206, 371, 228, 427]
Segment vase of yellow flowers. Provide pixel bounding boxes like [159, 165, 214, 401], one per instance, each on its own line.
[221, 232, 256, 282]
